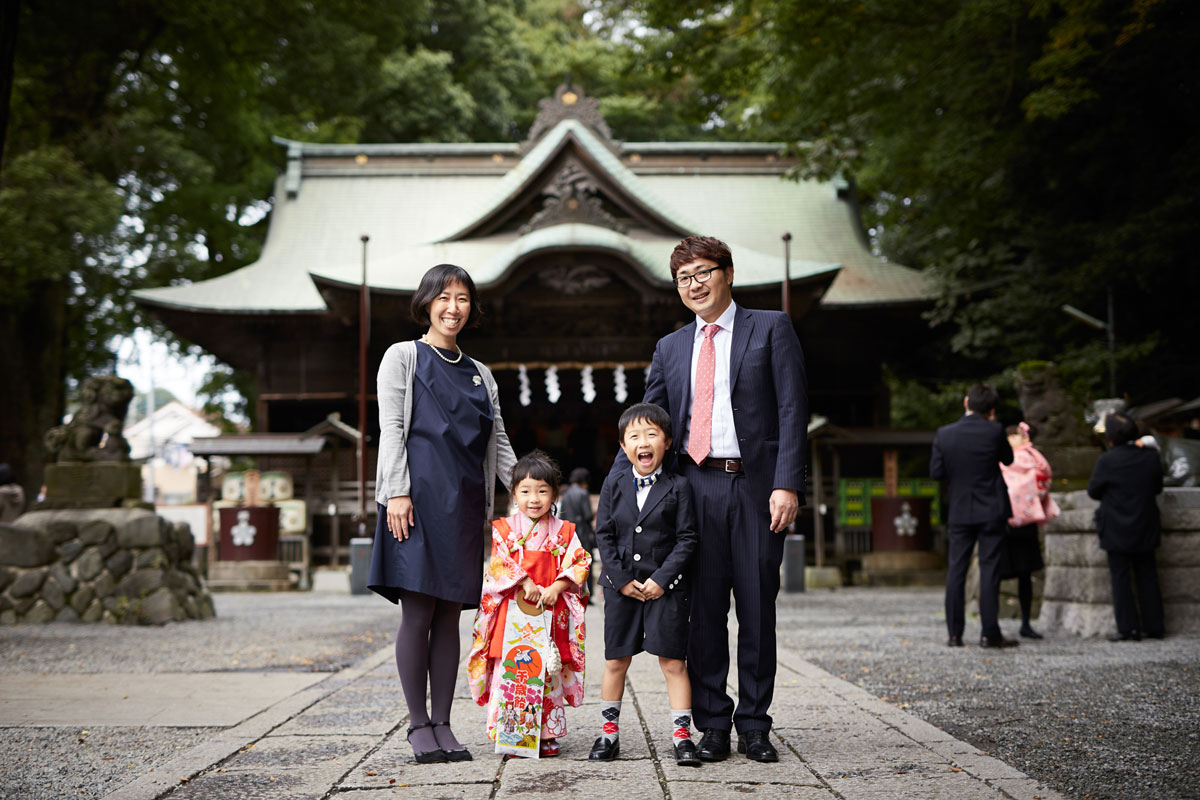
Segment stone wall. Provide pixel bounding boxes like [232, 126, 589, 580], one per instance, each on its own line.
[1040, 488, 1200, 637]
[0, 508, 214, 625]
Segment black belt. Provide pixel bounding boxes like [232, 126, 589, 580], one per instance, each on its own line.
[687, 455, 743, 473]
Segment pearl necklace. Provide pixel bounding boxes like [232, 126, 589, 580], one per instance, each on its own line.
[421, 335, 463, 364]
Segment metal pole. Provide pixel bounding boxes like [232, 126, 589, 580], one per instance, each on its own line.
[358, 234, 370, 538]
[1107, 286, 1116, 396]
[781, 232, 792, 315]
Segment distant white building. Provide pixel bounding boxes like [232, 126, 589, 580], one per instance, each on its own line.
[125, 402, 223, 504]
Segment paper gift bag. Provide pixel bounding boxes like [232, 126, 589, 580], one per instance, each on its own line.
[490, 594, 552, 757]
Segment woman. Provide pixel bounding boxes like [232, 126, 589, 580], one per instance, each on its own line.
[998, 422, 1058, 639]
[368, 264, 517, 763]
[1088, 413, 1165, 642]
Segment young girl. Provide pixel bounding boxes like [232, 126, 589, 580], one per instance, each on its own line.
[999, 421, 1060, 638]
[468, 450, 591, 757]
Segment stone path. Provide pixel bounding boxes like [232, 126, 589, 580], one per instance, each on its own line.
[100, 603, 1066, 800]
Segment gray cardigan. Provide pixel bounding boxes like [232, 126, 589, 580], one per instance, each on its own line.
[374, 340, 517, 521]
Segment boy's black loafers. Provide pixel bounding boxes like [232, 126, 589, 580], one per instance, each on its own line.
[737, 729, 779, 763]
[588, 736, 619, 761]
[674, 738, 701, 767]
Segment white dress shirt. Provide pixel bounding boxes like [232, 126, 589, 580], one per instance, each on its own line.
[632, 466, 662, 511]
[683, 301, 740, 459]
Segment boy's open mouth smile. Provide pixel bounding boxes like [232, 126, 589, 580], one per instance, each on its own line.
[637, 451, 655, 466]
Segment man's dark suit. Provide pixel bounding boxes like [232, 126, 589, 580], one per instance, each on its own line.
[594, 470, 698, 659]
[930, 413, 1014, 640]
[614, 304, 808, 733]
[1088, 443, 1165, 636]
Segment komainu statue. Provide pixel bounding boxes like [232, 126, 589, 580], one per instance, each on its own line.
[44, 376, 135, 462]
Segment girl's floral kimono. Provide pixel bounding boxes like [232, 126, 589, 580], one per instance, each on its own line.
[1001, 427, 1061, 527]
[468, 512, 591, 740]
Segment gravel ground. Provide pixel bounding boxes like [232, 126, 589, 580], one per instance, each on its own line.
[0, 591, 401, 799]
[777, 586, 1200, 800]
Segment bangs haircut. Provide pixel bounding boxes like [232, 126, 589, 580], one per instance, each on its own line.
[669, 235, 733, 278]
[510, 449, 562, 495]
[410, 264, 483, 328]
[618, 402, 672, 442]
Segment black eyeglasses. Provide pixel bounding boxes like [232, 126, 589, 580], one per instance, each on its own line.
[674, 266, 724, 289]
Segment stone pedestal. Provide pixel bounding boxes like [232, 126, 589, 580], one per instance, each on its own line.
[861, 550, 946, 586]
[39, 463, 146, 510]
[1039, 488, 1200, 637]
[1, 508, 214, 625]
[206, 560, 292, 592]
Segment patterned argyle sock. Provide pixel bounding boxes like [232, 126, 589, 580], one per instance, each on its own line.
[670, 708, 693, 743]
[600, 700, 622, 744]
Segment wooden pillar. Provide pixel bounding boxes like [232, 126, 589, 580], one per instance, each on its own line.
[831, 446, 842, 559]
[330, 444, 340, 567]
[811, 438, 824, 568]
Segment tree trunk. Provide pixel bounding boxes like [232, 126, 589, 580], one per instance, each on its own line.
[0, 279, 66, 502]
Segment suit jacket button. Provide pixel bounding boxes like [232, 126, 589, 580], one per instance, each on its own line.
[635, 525, 642, 533]
[633, 553, 641, 561]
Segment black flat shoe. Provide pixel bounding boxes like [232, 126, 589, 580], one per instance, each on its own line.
[674, 738, 701, 767]
[588, 736, 619, 761]
[1107, 631, 1141, 642]
[431, 721, 472, 761]
[947, 635, 964, 647]
[407, 722, 449, 764]
[696, 728, 731, 762]
[737, 729, 779, 763]
[1019, 625, 1044, 639]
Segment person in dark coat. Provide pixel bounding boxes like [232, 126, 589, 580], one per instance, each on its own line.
[931, 383, 1016, 648]
[592, 402, 701, 766]
[558, 467, 596, 595]
[608, 235, 809, 764]
[1088, 413, 1165, 641]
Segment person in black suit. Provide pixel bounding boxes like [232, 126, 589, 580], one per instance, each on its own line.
[610, 235, 808, 764]
[592, 403, 701, 766]
[1088, 413, 1165, 641]
[931, 383, 1016, 648]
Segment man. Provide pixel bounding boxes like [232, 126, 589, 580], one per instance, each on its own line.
[931, 383, 1016, 648]
[558, 467, 597, 595]
[609, 235, 808, 763]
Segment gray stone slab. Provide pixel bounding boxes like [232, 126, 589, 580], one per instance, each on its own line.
[339, 788, 494, 799]
[0, 672, 325, 726]
[494, 757, 664, 800]
[215, 733, 375, 773]
[666, 781, 834, 799]
[825, 770, 1008, 799]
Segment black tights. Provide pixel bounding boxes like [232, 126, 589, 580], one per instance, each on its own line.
[1017, 573, 1033, 624]
[397, 591, 463, 753]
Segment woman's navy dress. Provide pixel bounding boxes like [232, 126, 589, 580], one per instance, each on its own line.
[368, 343, 493, 608]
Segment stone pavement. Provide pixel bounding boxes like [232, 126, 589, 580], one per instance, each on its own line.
[97, 602, 1065, 800]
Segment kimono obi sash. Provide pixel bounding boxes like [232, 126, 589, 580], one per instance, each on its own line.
[487, 518, 576, 665]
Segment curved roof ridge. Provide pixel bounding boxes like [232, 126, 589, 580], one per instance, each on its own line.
[431, 119, 705, 242]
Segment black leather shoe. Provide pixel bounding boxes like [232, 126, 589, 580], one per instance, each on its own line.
[737, 729, 779, 763]
[588, 736, 619, 761]
[947, 635, 964, 647]
[1019, 625, 1044, 640]
[406, 722, 449, 764]
[674, 738, 701, 767]
[431, 721, 472, 761]
[1144, 631, 1165, 640]
[696, 728, 731, 762]
[979, 635, 1019, 648]
[1107, 631, 1141, 642]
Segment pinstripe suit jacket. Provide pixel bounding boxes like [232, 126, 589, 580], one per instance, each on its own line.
[637, 304, 809, 512]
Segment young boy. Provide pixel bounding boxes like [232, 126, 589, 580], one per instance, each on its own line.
[591, 402, 701, 766]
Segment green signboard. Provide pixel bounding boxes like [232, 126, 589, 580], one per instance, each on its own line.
[836, 479, 942, 527]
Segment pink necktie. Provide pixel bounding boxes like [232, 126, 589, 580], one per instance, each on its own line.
[688, 324, 720, 465]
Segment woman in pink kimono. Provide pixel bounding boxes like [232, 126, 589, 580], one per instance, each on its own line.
[468, 451, 591, 757]
[999, 422, 1060, 639]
